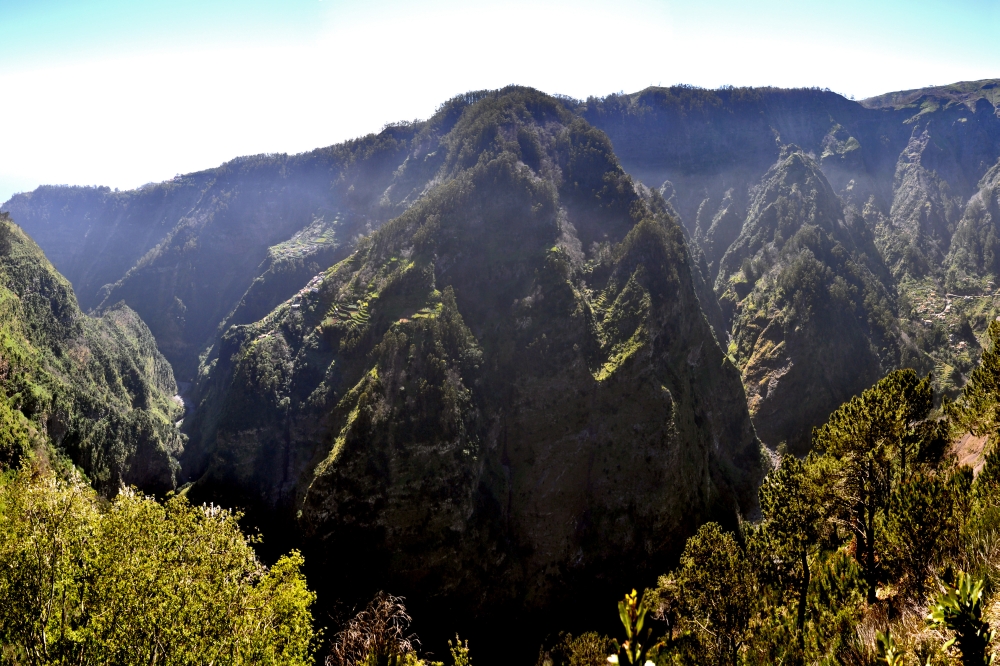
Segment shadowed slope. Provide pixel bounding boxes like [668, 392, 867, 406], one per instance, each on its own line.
[183, 88, 763, 662]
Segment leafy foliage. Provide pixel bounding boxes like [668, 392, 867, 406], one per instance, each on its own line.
[0, 468, 315, 665]
[541, 633, 616, 666]
[876, 628, 906, 666]
[609, 589, 654, 666]
[0, 396, 30, 468]
[447, 636, 471, 666]
[656, 523, 756, 664]
[755, 452, 827, 641]
[928, 571, 995, 665]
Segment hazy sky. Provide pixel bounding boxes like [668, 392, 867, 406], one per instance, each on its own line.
[1, 0, 998, 203]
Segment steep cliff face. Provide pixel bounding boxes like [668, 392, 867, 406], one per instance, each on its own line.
[1, 178, 213, 310]
[873, 93, 1000, 396]
[580, 87, 900, 231]
[184, 89, 763, 642]
[91, 140, 431, 380]
[880, 125, 969, 277]
[583, 83, 1000, 253]
[947, 159, 1000, 279]
[715, 150, 898, 451]
[0, 214, 182, 493]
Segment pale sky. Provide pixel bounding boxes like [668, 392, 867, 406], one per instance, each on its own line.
[1, 0, 998, 203]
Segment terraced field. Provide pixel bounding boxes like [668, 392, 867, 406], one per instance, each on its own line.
[268, 215, 339, 261]
[898, 275, 1000, 396]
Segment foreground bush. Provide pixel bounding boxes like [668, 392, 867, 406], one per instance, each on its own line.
[0, 468, 315, 666]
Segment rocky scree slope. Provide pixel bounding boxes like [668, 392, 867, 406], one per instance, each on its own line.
[0, 214, 183, 493]
[183, 88, 764, 645]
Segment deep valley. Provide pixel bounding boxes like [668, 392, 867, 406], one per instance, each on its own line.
[5, 79, 1000, 665]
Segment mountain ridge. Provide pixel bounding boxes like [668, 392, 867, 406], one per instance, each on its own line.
[10, 78, 1000, 453]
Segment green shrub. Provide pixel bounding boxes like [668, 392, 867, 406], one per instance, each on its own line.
[927, 571, 995, 666]
[0, 469, 315, 665]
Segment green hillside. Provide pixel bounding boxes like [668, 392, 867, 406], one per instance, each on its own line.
[0, 212, 182, 493]
[717, 148, 898, 451]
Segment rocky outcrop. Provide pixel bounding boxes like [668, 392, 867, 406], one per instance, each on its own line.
[947, 159, 1000, 279]
[184, 89, 763, 647]
[879, 126, 964, 276]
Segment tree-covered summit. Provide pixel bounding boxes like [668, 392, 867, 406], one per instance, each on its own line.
[179, 86, 763, 659]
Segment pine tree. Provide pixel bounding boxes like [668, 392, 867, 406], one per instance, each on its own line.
[949, 320, 1000, 438]
[884, 470, 958, 596]
[757, 453, 827, 641]
[657, 523, 756, 665]
[813, 368, 934, 602]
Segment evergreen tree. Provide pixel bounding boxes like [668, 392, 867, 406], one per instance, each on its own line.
[812, 369, 934, 602]
[757, 454, 827, 642]
[657, 523, 756, 665]
[949, 320, 1000, 438]
[884, 470, 959, 597]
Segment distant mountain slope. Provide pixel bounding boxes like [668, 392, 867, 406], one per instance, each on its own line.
[183, 88, 763, 650]
[2, 122, 446, 380]
[583, 85, 1000, 257]
[584, 81, 1000, 411]
[2, 178, 213, 311]
[717, 148, 898, 450]
[861, 78, 1000, 111]
[0, 213, 182, 493]
[948, 158, 1000, 278]
[580, 87, 900, 231]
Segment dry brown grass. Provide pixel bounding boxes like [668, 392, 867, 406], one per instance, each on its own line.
[327, 591, 418, 666]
